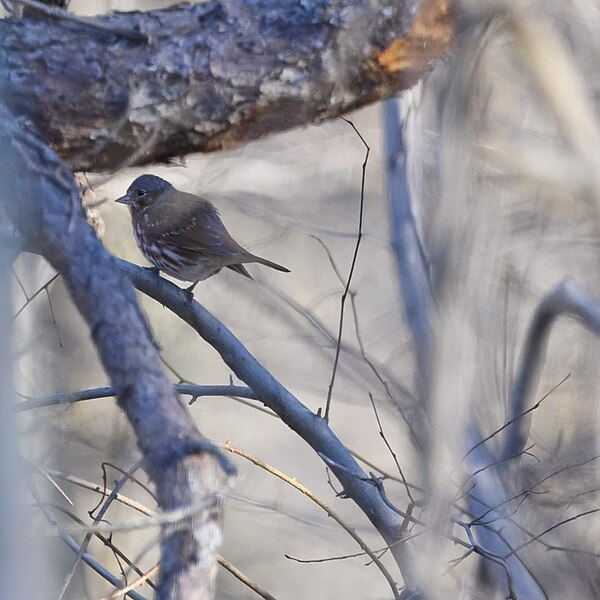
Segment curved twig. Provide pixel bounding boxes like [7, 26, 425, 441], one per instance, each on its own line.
[503, 281, 600, 459]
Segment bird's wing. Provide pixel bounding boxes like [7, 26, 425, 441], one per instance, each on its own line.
[146, 190, 249, 257]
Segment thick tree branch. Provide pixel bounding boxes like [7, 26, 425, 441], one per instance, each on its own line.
[0, 0, 451, 170]
[0, 106, 233, 600]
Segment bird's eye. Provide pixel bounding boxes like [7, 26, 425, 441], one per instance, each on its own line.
[136, 189, 147, 197]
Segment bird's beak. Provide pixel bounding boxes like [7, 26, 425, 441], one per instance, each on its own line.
[115, 193, 132, 205]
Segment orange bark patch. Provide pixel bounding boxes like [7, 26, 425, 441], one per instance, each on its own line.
[378, 0, 453, 72]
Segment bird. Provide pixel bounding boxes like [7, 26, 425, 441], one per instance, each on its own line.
[116, 174, 289, 294]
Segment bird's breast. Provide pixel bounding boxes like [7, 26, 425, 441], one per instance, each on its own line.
[132, 219, 222, 282]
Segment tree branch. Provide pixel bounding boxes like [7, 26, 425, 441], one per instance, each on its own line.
[114, 258, 421, 591]
[16, 383, 256, 411]
[502, 281, 600, 460]
[0, 105, 233, 600]
[383, 97, 433, 448]
[464, 428, 548, 600]
[0, 0, 451, 170]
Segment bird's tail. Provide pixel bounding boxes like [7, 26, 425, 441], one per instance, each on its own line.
[226, 255, 290, 278]
[251, 255, 290, 273]
[227, 263, 253, 278]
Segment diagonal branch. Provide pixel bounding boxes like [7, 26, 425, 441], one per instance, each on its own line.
[0, 105, 233, 600]
[114, 258, 420, 590]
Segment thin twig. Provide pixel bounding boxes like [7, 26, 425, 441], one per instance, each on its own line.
[49, 492, 226, 536]
[505, 508, 600, 557]
[57, 461, 143, 600]
[12, 272, 60, 320]
[28, 462, 73, 506]
[45, 285, 63, 347]
[469, 454, 600, 526]
[45, 469, 155, 517]
[45, 504, 158, 592]
[457, 444, 537, 500]
[461, 373, 570, 464]
[368, 392, 414, 502]
[323, 117, 369, 420]
[101, 565, 160, 600]
[312, 233, 419, 443]
[11, 265, 29, 300]
[222, 442, 401, 600]
[454, 521, 517, 600]
[27, 475, 147, 600]
[218, 556, 280, 600]
[96, 462, 157, 505]
[16, 383, 256, 411]
[285, 530, 423, 566]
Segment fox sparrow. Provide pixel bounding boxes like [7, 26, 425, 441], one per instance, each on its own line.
[116, 174, 289, 293]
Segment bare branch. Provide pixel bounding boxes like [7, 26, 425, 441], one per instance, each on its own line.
[41, 469, 276, 600]
[465, 428, 549, 600]
[28, 476, 148, 600]
[115, 258, 419, 589]
[45, 469, 155, 517]
[324, 117, 369, 420]
[503, 281, 600, 460]
[368, 392, 415, 503]
[101, 565, 160, 600]
[217, 556, 280, 600]
[0, 105, 233, 600]
[222, 442, 401, 599]
[16, 383, 256, 411]
[57, 461, 143, 600]
[43, 502, 158, 593]
[462, 374, 570, 465]
[383, 97, 433, 445]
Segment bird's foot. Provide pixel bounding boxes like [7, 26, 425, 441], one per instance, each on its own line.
[184, 281, 199, 301]
[145, 266, 160, 277]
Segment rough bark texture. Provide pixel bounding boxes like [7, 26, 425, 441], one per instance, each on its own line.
[0, 105, 233, 600]
[0, 0, 451, 170]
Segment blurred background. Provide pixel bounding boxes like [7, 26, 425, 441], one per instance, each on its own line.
[10, 0, 600, 598]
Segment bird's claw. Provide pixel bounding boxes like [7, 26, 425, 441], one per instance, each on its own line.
[184, 281, 199, 301]
[145, 266, 160, 277]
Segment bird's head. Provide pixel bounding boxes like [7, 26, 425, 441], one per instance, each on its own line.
[116, 174, 174, 210]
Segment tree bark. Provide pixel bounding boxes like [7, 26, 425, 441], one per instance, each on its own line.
[0, 0, 451, 170]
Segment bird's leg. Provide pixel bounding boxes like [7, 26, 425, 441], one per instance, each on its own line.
[184, 280, 199, 301]
[145, 266, 160, 277]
